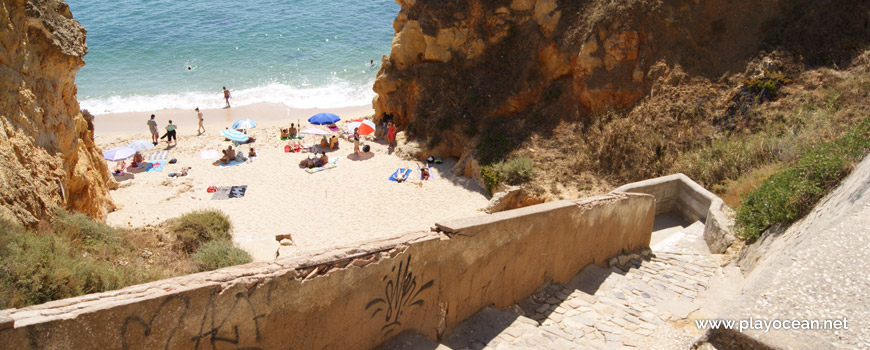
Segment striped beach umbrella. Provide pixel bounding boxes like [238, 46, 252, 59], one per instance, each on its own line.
[220, 129, 250, 142]
[347, 120, 376, 135]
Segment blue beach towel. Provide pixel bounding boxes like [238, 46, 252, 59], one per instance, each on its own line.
[145, 161, 165, 172]
[389, 168, 413, 182]
[217, 160, 245, 168]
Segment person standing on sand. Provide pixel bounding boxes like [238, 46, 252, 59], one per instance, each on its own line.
[387, 121, 397, 148]
[353, 127, 361, 154]
[147, 114, 159, 145]
[195, 107, 205, 135]
[223, 86, 231, 108]
[165, 120, 177, 146]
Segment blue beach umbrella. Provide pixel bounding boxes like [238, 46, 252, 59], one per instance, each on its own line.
[220, 129, 250, 142]
[308, 113, 340, 125]
[102, 147, 136, 161]
[232, 119, 257, 129]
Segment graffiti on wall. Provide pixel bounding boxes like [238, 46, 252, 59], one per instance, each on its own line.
[365, 254, 434, 337]
[119, 284, 270, 350]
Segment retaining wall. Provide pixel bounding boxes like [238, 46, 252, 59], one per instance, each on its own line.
[0, 193, 654, 349]
[612, 173, 736, 253]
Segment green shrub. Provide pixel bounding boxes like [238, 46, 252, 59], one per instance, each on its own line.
[191, 240, 252, 272]
[481, 165, 500, 195]
[52, 209, 121, 253]
[494, 156, 536, 185]
[0, 217, 149, 309]
[736, 117, 870, 241]
[171, 210, 233, 253]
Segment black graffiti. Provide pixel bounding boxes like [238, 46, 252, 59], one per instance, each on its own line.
[120, 294, 190, 350]
[191, 289, 267, 350]
[365, 255, 434, 336]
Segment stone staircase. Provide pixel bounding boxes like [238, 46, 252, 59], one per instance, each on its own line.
[383, 251, 732, 350]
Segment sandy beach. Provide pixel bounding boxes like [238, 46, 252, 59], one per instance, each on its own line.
[94, 103, 490, 261]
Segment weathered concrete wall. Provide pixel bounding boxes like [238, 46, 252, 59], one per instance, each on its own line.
[612, 173, 736, 253]
[0, 193, 653, 349]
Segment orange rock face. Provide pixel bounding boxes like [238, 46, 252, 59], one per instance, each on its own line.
[0, 0, 114, 226]
[372, 0, 786, 163]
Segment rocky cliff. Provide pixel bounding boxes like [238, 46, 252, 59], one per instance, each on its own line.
[373, 0, 870, 190]
[0, 0, 114, 226]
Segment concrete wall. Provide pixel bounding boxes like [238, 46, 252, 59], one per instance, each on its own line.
[612, 173, 736, 253]
[0, 193, 654, 350]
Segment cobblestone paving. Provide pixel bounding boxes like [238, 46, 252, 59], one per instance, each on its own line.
[383, 252, 721, 350]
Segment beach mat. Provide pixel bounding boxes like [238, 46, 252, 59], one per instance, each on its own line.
[389, 168, 413, 182]
[229, 185, 247, 198]
[305, 157, 341, 174]
[217, 159, 245, 168]
[199, 149, 221, 160]
[211, 186, 231, 200]
[148, 150, 169, 161]
[145, 161, 165, 172]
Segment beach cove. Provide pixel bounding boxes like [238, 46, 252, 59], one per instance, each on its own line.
[94, 104, 491, 261]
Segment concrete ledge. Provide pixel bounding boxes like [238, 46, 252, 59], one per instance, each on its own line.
[612, 173, 737, 253]
[0, 193, 655, 349]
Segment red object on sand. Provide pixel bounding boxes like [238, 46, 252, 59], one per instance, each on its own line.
[284, 145, 291, 153]
[207, 186, 217, 193]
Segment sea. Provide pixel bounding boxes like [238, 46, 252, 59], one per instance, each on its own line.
[66, 0, 400, 114]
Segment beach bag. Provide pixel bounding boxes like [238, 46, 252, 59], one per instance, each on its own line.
[207, 186, 217, 193]
[362, 144, 370, 153]
[168, 158, 177, 164]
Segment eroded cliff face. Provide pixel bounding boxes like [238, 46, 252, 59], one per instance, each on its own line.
[373, 0, 866, 168]
[0, 0, 114, 226]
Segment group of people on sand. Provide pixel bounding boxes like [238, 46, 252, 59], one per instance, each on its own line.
[299, 152, 329, 169]
[280, 123, 299, 139]
[213, 145, 257, 165]
[145, 107, 208, 146]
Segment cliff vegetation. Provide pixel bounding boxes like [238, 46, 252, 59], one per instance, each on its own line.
[374, 0, 870, 205]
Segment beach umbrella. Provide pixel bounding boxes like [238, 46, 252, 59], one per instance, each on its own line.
[102, 147, 136, 161]
[127, 140, 155, 152]
[308, 113, 340, 125]
[347, 120, 376, 135]
[299, 128, 330, 136]
[232, 119, 257, 129]
[220, 129, 250, 142]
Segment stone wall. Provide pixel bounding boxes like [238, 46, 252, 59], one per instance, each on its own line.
[612, 173, 736, 253]
[0, 193, 653, 349]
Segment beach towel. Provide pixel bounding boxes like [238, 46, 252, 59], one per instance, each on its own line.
[305, 157, 341, 174]
[228, 185, 247, 198]
[328, 126, 339, 132]
[148, 150, 170, 161]
[389, 168, 413, 182]
[217, 160, 245, 168]
[145, 161, 165, 172]
[211, 186, 232, 200]
[199, 149, 221, 160]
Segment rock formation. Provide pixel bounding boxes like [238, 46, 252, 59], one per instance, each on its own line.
[373, 0, 870, 172]
[0, 0, 114, 226]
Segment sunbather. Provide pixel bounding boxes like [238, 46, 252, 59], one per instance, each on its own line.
[289, 123, 298, 137]
[131, 152, 144, 168]
[248, 147, 257, 158]
[320, 135, 329, 148]
[319, 152, 329, 167]
[329, 135, 339, 149]
[419, 164, 431, 180]
[113, 160, 127, 175]
[213, 145, 235, 165]
[280, 129, 290, 139]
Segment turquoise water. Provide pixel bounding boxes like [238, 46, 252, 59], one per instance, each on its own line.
[66, 0, 400, 114]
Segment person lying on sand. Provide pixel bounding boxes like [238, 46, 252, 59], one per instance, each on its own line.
[419, 163, 430, 180]
[299, 156, 317, 169]
[113, 160, 127, 175]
